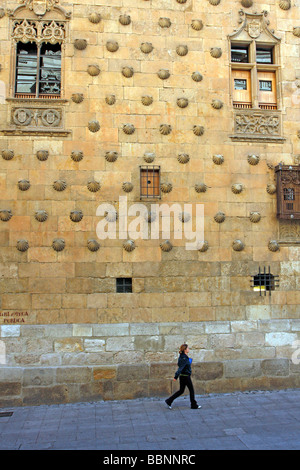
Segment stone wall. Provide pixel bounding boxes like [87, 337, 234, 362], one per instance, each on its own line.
[1, 320, 300, 406]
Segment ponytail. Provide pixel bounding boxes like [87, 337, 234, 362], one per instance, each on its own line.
[179, 343, 188, 354]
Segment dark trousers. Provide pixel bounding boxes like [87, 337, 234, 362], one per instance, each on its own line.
[168, 375, 197, 407]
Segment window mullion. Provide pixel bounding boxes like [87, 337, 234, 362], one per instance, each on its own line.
[36, 43, 41, 98]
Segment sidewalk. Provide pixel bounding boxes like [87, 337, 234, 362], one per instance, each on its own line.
[0, 389, 300, 450]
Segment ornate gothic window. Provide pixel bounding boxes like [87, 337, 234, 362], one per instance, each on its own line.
[229, 11, 285, 143]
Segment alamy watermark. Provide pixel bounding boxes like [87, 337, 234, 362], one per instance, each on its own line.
[95, 196, 205, 251]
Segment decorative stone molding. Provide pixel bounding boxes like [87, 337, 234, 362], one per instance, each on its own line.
[52, 238, 65, 252]
[16, 240, 29, 252]
[249, 211, 261, 223]
[71, 93, 84, 104]
[11, 18, 66, 45]
[35, 210, 48, 222]
[88, 120, 100, 133]
[231, 110, 285, 143]
[71, 150, 83, 162]
[214, 211, 226, 223]
[160, 240, 173, 252]
[105, 151, 118, 162]
[11, 0, 71, 19]
[36, 150, 49, 161]
[191, 20, 203, 31]
[279, 220, 300, 245]
[87, 180, 101, 192]
[232, 239, 245, 251]
[119, 14, 131, 26]
[159, 124, 172, 135]
[53, 180, 67, 191]
[2, 150, 14, 160]
[70, 210, 83, 222]
[18, 180, 31, 191]
[123, 240, 135, 252]
[0, 210, 12, 222]
[88, 12, 101, 24]
[87, 239, 100, 252]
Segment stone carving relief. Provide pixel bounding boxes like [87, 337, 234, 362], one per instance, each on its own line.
[233, 110, 284, 142]
[8, 0, 71, 19]
[12, 18, 66, 44]
[12, 106, 62, 128]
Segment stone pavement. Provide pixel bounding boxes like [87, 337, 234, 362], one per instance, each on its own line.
[0, 389, 300, 450]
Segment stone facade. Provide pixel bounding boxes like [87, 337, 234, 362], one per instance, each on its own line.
[0, 0, 299, 406]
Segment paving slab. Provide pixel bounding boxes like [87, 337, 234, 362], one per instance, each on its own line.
[0, 389, 300, 451]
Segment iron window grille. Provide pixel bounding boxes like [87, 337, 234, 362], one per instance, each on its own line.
[116, 278, 132, 293]
[275, 164, 300, 220]
[250, 266, 279, 297]
[140, 166, 161, 199]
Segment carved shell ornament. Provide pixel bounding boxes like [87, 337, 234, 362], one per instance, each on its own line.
[16, 239, 29, 252]
[213, 154, 224, 165]
[87, 239, 100, 252]
[35, 210, 48, 222]
[71, 93, 84, 104]
[177, 153, 190, 164]
[122, 182, 134, 193]
[177, 98, 189, 108]
[106, 41, 119, 52]
[249, 211, 261, 223]
[160, 240, 173, 252]
[105, 210, 118, 222]
[74, 39, 87, 50]
[105, 151, 118, 162]
[122, 66, 134, 78]
[268, 240, 280, 252]
[159, 17, 171, 28]
[266, 183, 276, 194]
[191, 72, 203, 82]
[211, 99, 223, 109]
[193, 125, 204, 136]
[144, 211, 157, 223]
[70, 210, 83, 222]
[140, 42, 153, 54]
[159, 124, 172, 135]
[71, 150, 83, 162]
[179, 212, 191, 223]
[36, 150, 49, 161]
[105, 95, 116, 105]
[208, 0, 221, 4]
[210, 47, 222, 59]
[88, 120, 100, 133]
[191, 20, 203, 31]
[53, 180, 67, 191]
[161, 182, 173, 193]
[119, 15, 131, 26]
[176, 45, 188, 56]
[123, 239, 135, 252]
[195, 183, 207, 193]
[87, 180, 101, 192]
[89, 12, 101, 24]
[18, 180, 30, 191]
[0, 210, 12, 222]
[231, 183, 243, 194]
[241, 0, 253, 7]
[87, 65, 100, 76]
[158, 69, 170, 80]
[214, 211, 226, 223]
[176, 0, 187, 3]
[293, 27, 300, 38]
[52, 238, 65, 252]
[0, 8, 5, 18]
[144, 152, 155, 163]
[141, 96, 153, 106]
[123, 124, 135, 135]
[279, 0, 291, 10]
[232, 239, 245, 252]
[248, 154, 260, 165]
[2, 150, 14, 160]
[198, 240, 209, 252]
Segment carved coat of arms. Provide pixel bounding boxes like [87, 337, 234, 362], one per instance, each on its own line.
[22, 0, 59, 17]
[247, 20, 262, 38]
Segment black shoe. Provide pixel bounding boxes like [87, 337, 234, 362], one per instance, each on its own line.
[191, 404, 201, 409]
[165, 399, 172, 410]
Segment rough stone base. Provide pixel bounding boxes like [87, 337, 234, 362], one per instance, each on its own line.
[1, 320, 300, 407]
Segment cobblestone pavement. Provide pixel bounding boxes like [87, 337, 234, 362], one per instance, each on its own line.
[0, 389, 300, 450]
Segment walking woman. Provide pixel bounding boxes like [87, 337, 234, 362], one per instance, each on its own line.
[165, 344, 201, 410]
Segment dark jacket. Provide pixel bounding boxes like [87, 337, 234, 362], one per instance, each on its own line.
[174, 353, 192, 380]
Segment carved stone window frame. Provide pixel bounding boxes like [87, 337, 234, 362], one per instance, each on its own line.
[1, 1, 71, 136]
[228, 10, 285, 143]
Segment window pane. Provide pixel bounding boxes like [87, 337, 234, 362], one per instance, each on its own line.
[116, 278, 132, 293]
[16, 43, 37, 94]
[234, 79, 247, 90]
[231, 46, 249, 63]
[259, 80, 272, 91]
[39, 43, 61, 95]
[256, 47, 273, 64]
